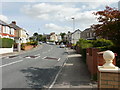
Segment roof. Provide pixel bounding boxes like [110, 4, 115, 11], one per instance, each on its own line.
[0, 20, 14, 28]
[9, 23, 22, 30]
[72, 29, 81, 34]
[0, 19, 8, 26]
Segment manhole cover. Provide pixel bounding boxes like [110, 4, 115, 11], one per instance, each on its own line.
[9, 55, 19, 58]
[24, 55, 39, 59]
[44, 57, 60, 61]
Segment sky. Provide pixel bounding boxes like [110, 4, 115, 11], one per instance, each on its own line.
[0, 0, 119, 36]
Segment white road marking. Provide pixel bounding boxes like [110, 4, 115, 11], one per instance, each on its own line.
[48, 57, 68, 89]
[42, 56, 47, 59]
[25, 57, 31, 58]
[35, 56, 41, 59]
[57, 58, 60, 61]
[0, 59, 23, 68]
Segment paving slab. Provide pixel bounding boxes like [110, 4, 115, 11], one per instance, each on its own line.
[52, 49, 97, 89]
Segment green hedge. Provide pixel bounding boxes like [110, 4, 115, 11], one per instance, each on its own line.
[76, 38, 114, 63]
[76, 39, 93, 63]
[93, 39, 113, 49]
[0, 38, 14, 48]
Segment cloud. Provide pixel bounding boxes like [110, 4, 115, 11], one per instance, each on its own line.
[21, 3, 80, 21]
[21, 2, 118, 32]
[0, 15, 8, 22]
[45, 23, 72, 33]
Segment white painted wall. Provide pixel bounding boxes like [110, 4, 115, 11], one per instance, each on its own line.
[0, 47, 13, 54]
[71, 30, 81, 44]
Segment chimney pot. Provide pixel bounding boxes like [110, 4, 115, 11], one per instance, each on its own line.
[12, 21, 16, 24]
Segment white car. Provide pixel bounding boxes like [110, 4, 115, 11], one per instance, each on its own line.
[60, 43, 65, 48]
[46, 42, 49, 44]
[49, 42, 56, 45]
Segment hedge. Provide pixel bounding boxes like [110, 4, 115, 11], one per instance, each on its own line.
[0, 38, 14, 48]
[92, 38, 113, 49]
[76, 38, 114, 63]
[76, 39, 93, 63]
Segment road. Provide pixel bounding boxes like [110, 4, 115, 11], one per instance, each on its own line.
[1, 43, 67, 89]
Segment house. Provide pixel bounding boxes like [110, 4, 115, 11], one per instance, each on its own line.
[50, 32, 58, 42]
[81, 28, 96, 40]
[0, 20, 16, 54]
[9, 21, 29, 43]
[64, 31, 72, 44]
[57, 34, 62, 42]
[71, 29, 81, 44]
[0, 20, 15, 39]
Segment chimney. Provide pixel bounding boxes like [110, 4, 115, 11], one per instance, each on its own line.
[12, 21, 16, 24]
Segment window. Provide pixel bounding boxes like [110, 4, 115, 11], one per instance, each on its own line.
[3, 26, 6, 33]
[6, 26, 10, 34]
[11, 28, 14, 35]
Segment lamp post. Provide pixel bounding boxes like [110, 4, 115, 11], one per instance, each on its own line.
[71, 17, 75, 31]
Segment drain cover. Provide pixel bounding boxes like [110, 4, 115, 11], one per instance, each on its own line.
[44, 57, 60, 61]
[24, 55, 39, 59]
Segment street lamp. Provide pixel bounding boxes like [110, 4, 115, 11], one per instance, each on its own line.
[71, 17, 75, 31]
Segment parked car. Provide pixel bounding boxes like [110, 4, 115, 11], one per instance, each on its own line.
[60, 43, 65, 48]
[39, 41, 42, 44]
[46, 42, 49, 44]
[49, 42, 56, 45]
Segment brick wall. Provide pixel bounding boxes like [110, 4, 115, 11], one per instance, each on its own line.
[86, 48, 99, 75]
[98, 71, 120, 89]
[86, 48, 116, 76]
[24, 45, 33, 50]
[97, 51, 116, 66]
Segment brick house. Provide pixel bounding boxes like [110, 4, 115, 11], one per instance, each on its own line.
[9, 21, 29, 43]
[0, 20, 15, 39]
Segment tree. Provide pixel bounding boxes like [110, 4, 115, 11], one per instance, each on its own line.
[60, 33, 66, 40]
[33, 33, 38, 37]
[92, 6, 120, 47]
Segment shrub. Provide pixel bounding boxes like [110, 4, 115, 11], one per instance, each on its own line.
[21, 43, 26, 50]
[76, 39, 93, 63]
[26, 41, 38, 46]
[77, 39, 93, 49]
[0, 38, 14, 48]
[76, 38, 114, 63]
[93, 38, 113, 49]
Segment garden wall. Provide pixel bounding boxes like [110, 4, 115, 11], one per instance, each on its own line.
[0, 47, 13, 54]
[86, 48, 116, 75]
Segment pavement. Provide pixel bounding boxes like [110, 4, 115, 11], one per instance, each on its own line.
[52, 48, 97, 89]
[0, 45, 41, 58]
